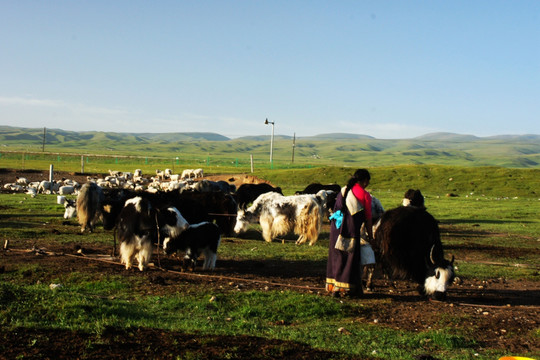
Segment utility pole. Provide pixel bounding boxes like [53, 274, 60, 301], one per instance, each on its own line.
[291, 132, 296, 163]
[42, 127, 46, 152]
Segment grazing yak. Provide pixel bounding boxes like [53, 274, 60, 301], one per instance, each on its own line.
[374, 205, 455, 300]
[117, 196, 189, 271]
[235, 183, 283, 210]
[163, 222, 221, 271]
[234, 191, 324, 245]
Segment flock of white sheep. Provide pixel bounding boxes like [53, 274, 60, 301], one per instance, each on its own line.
[3, 176, 79, 197]
[2, 167, 206, 197]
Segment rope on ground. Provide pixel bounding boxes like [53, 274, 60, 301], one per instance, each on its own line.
[7, 247, 325, 292]
[459, 259, 538, 269]
[454, 302, 540, 309]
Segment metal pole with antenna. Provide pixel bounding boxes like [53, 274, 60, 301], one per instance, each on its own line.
[264, 118, 275, 165]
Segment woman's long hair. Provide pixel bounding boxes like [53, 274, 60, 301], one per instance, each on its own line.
[345, 169, 371, 195]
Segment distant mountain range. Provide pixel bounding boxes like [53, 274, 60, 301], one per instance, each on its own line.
[2, 126, 536, 142]
[1, 126, 539, 168]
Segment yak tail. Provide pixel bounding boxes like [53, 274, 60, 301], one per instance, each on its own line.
[77, 182, 104, 232]
[296, 200, 322, 245]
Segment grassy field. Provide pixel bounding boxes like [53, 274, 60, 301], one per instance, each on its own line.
[1, 126, 540, 169]
[0, 161, 539, 359]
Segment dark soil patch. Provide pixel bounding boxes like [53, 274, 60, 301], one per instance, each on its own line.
[0, 327, 352, 360]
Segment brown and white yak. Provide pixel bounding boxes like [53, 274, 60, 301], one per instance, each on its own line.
[234, 191, 324, 245]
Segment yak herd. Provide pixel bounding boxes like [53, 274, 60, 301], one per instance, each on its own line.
[6, 169, 456, 300]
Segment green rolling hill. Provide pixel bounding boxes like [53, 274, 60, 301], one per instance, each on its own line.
[0, 126, 538, 168]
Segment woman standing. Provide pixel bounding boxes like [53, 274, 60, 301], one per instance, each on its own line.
[326, 169, 373, 298]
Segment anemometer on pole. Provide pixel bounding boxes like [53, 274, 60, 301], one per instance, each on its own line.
[264, 118, 275, 165]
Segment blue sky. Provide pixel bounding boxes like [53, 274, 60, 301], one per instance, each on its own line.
[1, 1, 538, 139]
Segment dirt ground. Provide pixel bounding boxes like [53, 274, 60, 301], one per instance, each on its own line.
[0, 169, 539, 359]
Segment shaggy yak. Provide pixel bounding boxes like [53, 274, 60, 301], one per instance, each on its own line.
[374, 205, 455, 300]
[76, 182, 104, 233]
[234, 191, 323, 246]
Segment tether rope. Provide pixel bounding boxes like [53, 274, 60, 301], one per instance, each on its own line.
[7, 247, 324, 292]
[154, 211, 162, 269]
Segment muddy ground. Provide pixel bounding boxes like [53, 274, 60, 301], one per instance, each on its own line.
[0, 169, 538, 359]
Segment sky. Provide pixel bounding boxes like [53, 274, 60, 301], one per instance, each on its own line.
[1, 1, 539, 139]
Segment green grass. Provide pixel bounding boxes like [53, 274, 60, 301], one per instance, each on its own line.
[0, 163, 539, 359]
[1, 281, 482, 359]
[259, 165, 540, 198]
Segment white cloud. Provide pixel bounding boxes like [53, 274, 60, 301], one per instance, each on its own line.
[0, 96, 129, 116]
[0, 96, 64, 108]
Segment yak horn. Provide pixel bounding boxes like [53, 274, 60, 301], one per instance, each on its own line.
[430, 245, 436, 265]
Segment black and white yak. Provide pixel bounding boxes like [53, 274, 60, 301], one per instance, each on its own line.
[117, 196, 189, 271]
[163, 222, 221, 271]
[234, 191, 324, 245]
[373, 205, 455, 300]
